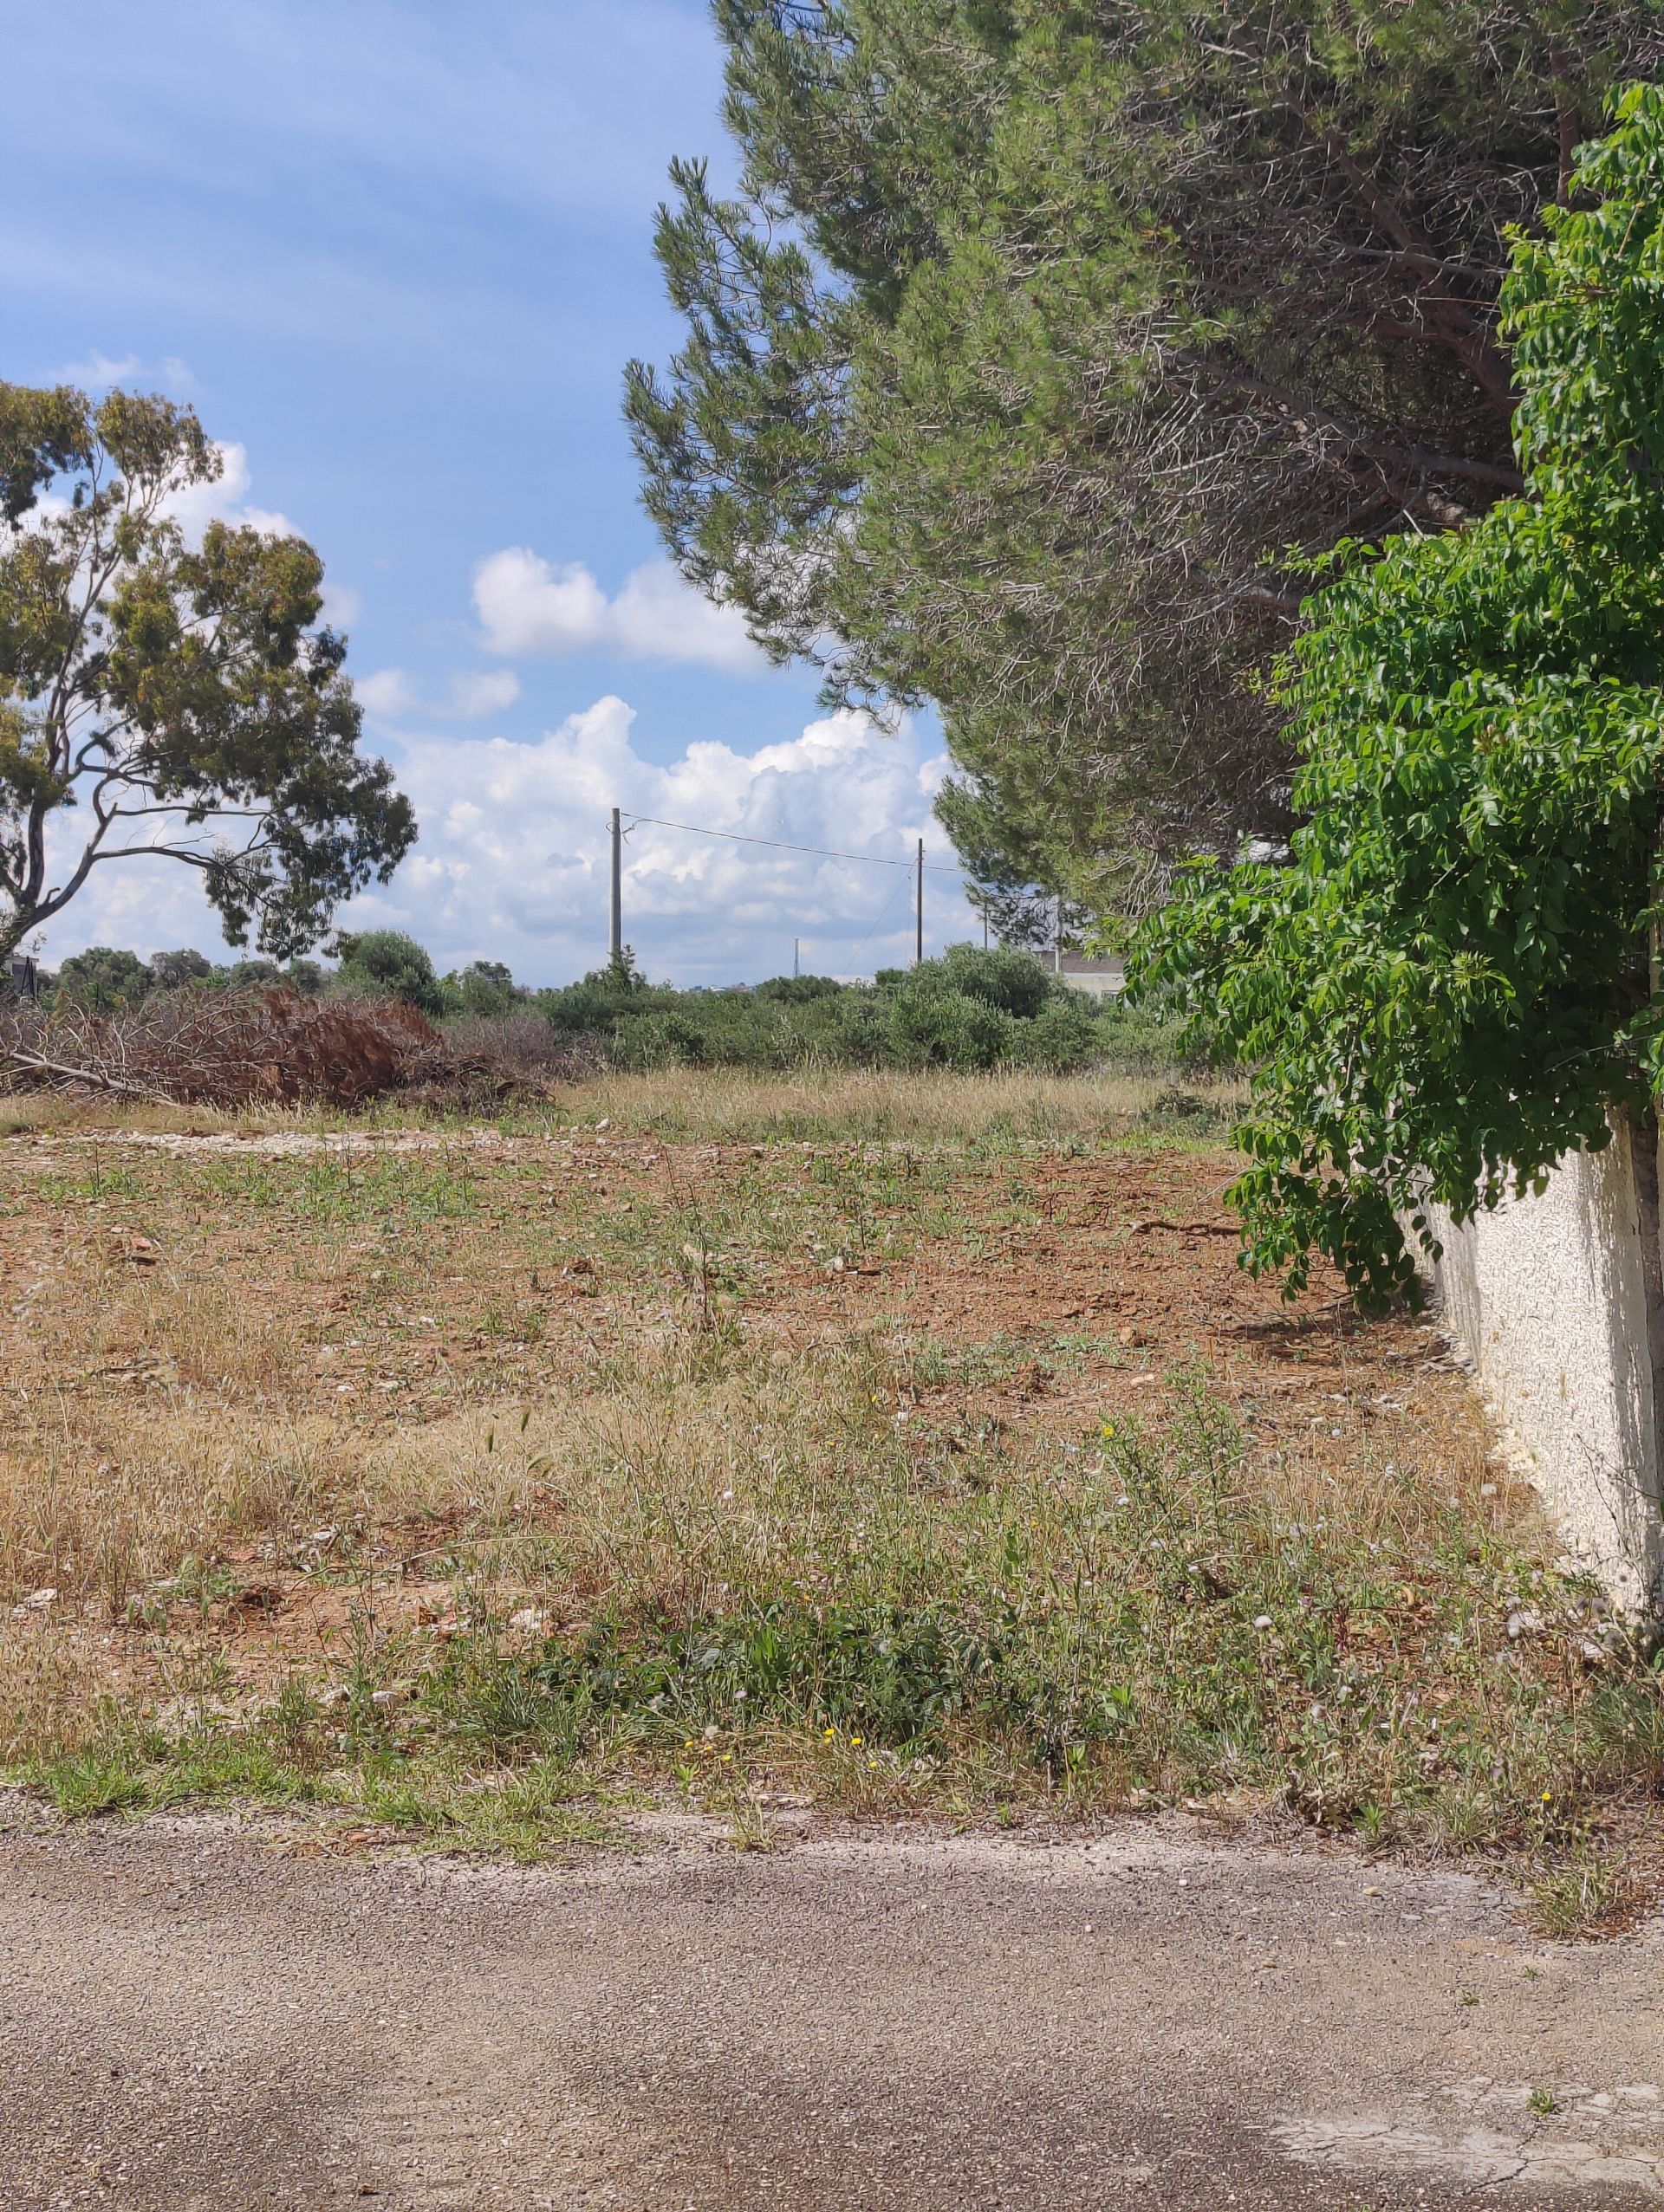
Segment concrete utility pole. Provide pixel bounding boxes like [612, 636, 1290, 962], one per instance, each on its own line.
[793, 937, 800, 979]
[608, 808, 622, 964]
[1053, 893, 1063, 975]
[914, 839, 925, 964]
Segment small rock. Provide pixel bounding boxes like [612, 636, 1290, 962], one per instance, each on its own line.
[1253, 1614, 1273, 1631]
[1507, 1607, 1544, 1640]
[508, 1607, 547, 1634]
[23, 1587, 57, 1610]
[370, 1687, 404, 1710]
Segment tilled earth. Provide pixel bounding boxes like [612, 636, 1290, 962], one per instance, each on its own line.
[0, 1125, 1479, 1438]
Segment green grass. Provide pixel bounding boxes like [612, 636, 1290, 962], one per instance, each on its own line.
[29, 1714, 621, 1863]
[24, 1346, 1664, 1891]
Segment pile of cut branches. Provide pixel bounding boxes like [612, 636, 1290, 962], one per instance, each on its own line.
[0, 989, 562, 1108]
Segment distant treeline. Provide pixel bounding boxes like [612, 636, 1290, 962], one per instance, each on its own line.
[15, 932, 1169, 1074]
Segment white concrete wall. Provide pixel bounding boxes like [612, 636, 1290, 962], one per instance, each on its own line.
[1426, 1115, 1664, 1620]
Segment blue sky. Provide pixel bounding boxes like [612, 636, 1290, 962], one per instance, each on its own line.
[6, 0, 971, 983]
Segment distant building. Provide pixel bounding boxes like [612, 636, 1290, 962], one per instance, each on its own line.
[1052, 952, 1125, 999]
[4, 953, 39, 1002]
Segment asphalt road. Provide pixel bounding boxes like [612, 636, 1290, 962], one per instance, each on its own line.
[3, 1806, 1661, 2210]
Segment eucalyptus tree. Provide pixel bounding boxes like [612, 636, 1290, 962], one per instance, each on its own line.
[0, 383, 413, 963]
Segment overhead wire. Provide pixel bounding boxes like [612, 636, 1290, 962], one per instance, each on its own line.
[621, 812, 965, 875]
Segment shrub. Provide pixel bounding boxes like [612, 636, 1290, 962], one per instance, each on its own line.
[755, 973, 845, 1004]
[933, 943, 1055, 1019]
[442, 959, 521, 1017]
[1008, 994, 1106, 1072]
[330, 930, 445, 1015]
[881, 983, 1017, 1070]
[535, 952, 651, 1035]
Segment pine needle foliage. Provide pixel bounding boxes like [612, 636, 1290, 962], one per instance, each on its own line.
[627, 3, 1659, 911]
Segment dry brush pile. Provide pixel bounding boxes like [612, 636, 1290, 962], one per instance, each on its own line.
[0, 989, 595, 1110]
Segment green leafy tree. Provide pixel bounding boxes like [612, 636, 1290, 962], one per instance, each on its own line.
[442, 957, 520, 1016]
[1137, 84, 1664, 1308]
[628, 3, 1658, 910]
[147, 947, 213, 990]
[331, 929, 444, 1015]
[0, 383, 414, 963]
[283, 957, 328, 996]
[222, 957, 287, 989]
[52, 944, 153, 1011]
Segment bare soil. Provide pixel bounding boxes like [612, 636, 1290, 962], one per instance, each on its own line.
[0, 1121, 1497, 1705]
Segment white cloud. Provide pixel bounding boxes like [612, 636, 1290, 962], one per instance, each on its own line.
[329, 697, 970, 983]
[162, 441, 296, 542]
[356, 667, 521, 722]
[59, 349, 197, 393]
[472, 549, 764, 675]
[321, 581, 361, 630]
[31, 697, 972, 987]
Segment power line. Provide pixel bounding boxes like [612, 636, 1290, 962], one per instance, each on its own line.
[851, 870, 909, 962]
[621, 812, 965, 876]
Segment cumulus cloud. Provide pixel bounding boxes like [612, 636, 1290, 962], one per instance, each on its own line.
[356, 668, 522, 722]
[333, 697, 968, 983]
[472, 549, 764, 674]
[33, 697, 971, 986]
[162, 441, 296, 542]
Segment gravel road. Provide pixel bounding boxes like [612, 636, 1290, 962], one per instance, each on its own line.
[3, 1807, 1661, 2209]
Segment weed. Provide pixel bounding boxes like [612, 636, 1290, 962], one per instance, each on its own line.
[1528, 1851, 1641, 1937]
[38, 1750, 149, 1819]
[725, 1790, 777, 1852]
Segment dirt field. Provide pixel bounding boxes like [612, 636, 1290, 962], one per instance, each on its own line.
[0, 1071, 1658, 1914]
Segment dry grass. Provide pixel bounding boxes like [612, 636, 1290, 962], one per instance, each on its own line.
[0, 1061, 1247, 1146]
[0, 1068, 1658, 1906]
